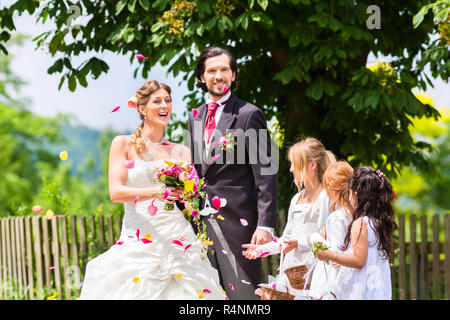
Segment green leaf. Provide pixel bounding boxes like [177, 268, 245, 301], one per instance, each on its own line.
[68, 75, 76, 92]
[289, 31, 302, 48]
[138, 0, 150, 11]
[206, 16, 218, 30]
[248, 0, 255, 9]
[116, 0, 128, 15]
[128, 0, 137, 13]
[306, 80, 323, 100]
[257, 0, 269, 10]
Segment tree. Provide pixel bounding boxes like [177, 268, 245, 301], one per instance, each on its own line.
[1, 0, 448, 211]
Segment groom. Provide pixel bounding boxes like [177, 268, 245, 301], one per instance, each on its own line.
[187, 46, 278, 300]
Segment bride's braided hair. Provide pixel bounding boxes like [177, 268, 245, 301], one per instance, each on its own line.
[132, 80, 171, 153]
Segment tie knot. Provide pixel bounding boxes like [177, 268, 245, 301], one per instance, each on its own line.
[207, 102, 219, 116]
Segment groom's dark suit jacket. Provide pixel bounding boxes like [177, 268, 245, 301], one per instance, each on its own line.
[187, 92, 277, 286]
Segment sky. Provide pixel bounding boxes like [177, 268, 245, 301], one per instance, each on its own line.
[5, 7, 450, 133]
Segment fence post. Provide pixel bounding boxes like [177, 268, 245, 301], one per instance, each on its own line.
[24, 216, 34, 300]
[432, 214, 440, 299]
[32, 216, 43, 296]
[398, 215, 406, 299]
[410, 214, 418, 300]
[51, 217, 61, 299]
[445, 214, 450, 300]
[419, 214, 428, 300]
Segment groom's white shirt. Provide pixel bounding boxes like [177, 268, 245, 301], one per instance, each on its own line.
[203, 91, 274, 237]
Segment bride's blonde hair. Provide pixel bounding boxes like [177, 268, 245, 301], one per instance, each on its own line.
[133, 80, 171, 153]
[288, 137, 336, 194]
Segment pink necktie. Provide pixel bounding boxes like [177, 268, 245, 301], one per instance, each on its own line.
[205, 102, 219, 144]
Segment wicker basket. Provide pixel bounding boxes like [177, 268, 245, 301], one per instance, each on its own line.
[284, 264, 311, 290]
[258, 286, 295, 300]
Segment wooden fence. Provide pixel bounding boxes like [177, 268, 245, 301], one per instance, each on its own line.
[0, 212, 449, 300]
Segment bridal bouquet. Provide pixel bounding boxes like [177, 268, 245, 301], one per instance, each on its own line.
[155, 161, 211, 250]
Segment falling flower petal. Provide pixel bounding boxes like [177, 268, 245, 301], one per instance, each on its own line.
[259, 251, 270, 258]
[141, 238, 152, 244]
[203, 289, 211, 294]
[125, 160, 135, 169]
[197, 289, 205, 299]
[394, 191, 398, 200]
[163, 189, 170, 200]
[222, 249, 228, 255]
[184, 244, 192, 252]
[273, 236, 278, 243]
[164, 160, 175, 166]
[223, 86, 228, 95]
[228, 283, 235, 291]
[132, 277, 139, 283]
[48, 266, 55, 271]
[176, 274, 182, 278]
[192, 109, 199, 119]
[211, 196, 221, 210]
[148, 199, 158, 216]
[144, 234, 152, 241]
[135, 54, 148, 60]
[59, 150, 68, 161]
[128, 96, 137, 108]
[210, 154, 220, 162]
[241, 280, 251, 285]
[116, 241, 124, 245]
[32, 205, 43, 214]
[225, 296, 230, 300]
[110, 106, 121, 113]
[172, 239, 183, 246]
[136, 228, 140, 241]
[55, 216, 60, 219]
[217, 215, 225, 220]
[45, 210, 54, 220]
[240, 218, 248, 227]
[134, 196, 140, 203]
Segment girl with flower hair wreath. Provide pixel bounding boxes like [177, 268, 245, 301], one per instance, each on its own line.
[315, 166, 397, 299]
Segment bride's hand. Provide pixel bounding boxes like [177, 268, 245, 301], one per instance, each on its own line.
[241, 244, 262, 260]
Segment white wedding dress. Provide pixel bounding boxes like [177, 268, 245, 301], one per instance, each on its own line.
[80, 159, 225, 300]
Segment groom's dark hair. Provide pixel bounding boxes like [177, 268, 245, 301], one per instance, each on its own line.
[195, 46, 239, 92]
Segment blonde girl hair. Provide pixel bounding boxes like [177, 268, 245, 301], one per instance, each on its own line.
[132, 80, 171, 153]
[323, 161, 354, 212]
[287, 137, 336, 194]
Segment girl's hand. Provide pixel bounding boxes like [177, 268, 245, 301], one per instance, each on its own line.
[316, 249, 333, 262]
[332, 261, 341, 267]
[282, 240, 298, 254]
[241, 244, 262, 260]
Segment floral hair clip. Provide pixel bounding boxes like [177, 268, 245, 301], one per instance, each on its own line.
[376, 169, 385, 178]
[128, 96, 138, 108]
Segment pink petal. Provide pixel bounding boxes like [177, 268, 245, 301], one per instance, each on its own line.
[211, 196, 221, 210]
[225, 296, 230, 300]
[259, 251, 270, 258]
[192, 109, 199, 119]
[48, 266, 55, 271]
[110, 106, 121, 113]
[223, 86, 228, 95]
[222, 249, 228, 255]
[136, 228, 140, 241]
[394, 191, 398, 200]
[162, 142, 170, 146]
[240, 218, 248, 227]
[136, 54, 148, 60]
[116, 241, 124, 245]
[210, 154, 220, 162]
[134, 196, 140, 203]
[148, 199, 158, 216]
[141, 239, 152, 244]
[163, 189, 170, 200]
[228, 283, 235, 291]
[273, 236, 278, 243]
[125, 160, 135, 169]
[184, 244, 192, 251]
[203, 289, 212, 294]
[172, 240, 183, 246]
[241, 280, 251, 285]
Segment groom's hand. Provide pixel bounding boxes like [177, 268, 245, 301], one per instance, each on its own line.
[251, 229, 272, 245]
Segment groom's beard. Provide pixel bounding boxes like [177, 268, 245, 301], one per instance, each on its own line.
[207, 82, 231, 98]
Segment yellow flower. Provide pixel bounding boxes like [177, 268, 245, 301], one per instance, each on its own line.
[132, 277, 139, 283]
[59, 150, 68, 161]
[184, 180, 194, 192]
[45, 210, 54, 220]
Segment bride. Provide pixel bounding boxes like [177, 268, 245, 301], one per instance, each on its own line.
[80, 80, 225, 300]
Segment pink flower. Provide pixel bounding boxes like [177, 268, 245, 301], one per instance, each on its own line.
[211, 196, 221, 210]
[135, 54, 148, 60]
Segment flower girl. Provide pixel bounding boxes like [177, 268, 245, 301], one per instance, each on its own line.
[315, 166, 397, 299]
[302, 161, 353, 299]
[241, 137, 335, 297]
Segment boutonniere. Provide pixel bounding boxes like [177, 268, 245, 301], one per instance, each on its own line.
[213, 133, 237, 152]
